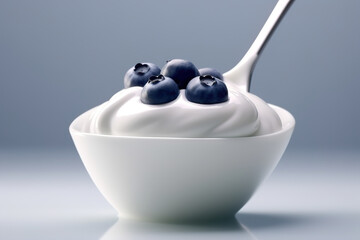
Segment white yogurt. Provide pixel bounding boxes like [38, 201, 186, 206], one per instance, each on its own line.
[82, 79, 282, 138]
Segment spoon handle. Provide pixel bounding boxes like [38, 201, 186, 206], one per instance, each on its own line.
[223, 0, 294, 92]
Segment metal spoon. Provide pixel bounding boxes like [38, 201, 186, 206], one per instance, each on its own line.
[223, 0, 294, 92]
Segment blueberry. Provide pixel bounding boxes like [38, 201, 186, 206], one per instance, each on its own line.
[141, 75, 180, 105]
[198, 68, 224, 80]
[124, 63, 161, 88]
[161, 59, 200, 89]
[185, 75, 229, 104]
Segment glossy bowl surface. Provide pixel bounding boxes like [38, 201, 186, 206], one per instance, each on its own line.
[70, 105, 295, 222]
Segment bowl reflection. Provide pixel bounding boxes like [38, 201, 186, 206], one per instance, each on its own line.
[101, 215, 257, 240]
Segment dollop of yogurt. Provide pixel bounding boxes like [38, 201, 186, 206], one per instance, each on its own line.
[82, 80, 282, 138]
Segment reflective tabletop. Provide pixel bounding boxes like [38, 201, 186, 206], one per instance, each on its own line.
[1, 149, 359, 240]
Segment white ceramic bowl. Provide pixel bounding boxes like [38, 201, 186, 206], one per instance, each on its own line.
[70, 105, 295, 222]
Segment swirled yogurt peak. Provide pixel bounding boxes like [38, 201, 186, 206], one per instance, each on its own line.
[82, 59, 282, 138]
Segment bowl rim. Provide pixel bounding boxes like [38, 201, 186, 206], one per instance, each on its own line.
[69, 104, 295, 140]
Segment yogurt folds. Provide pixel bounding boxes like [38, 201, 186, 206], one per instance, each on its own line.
[81, 59, 282, 138]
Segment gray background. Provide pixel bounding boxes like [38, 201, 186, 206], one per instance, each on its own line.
[1, 0, 359, 151]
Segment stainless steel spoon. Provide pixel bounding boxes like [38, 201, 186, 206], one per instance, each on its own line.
[223, 0, 294, 92]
